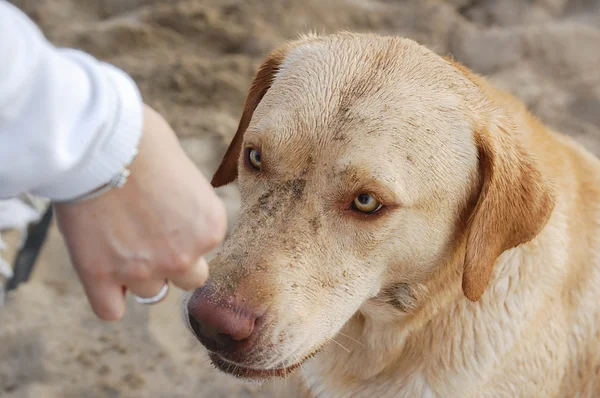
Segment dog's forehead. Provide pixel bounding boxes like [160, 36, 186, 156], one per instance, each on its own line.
[251, 35, 472, 143]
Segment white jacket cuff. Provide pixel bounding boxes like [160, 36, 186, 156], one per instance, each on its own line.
[33, 56, 144, 202]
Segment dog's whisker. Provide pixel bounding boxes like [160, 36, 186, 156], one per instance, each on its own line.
[276, 371, 284, 397]
[300, 364, 312, 393]
[329, 337, 351, 353]
[283, 363, 289, 389]
[338, 331, 365, 347]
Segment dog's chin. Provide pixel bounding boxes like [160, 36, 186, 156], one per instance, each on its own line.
[207, 348, 323, 383]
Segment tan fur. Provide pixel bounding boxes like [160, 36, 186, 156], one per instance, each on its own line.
[212, 45, 291, 187]
[182, 32, 600, 397]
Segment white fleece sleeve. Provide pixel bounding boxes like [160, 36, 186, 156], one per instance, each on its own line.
[0, 1, 143, 202]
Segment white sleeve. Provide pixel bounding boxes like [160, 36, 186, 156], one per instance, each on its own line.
[0, 1, 143, 202]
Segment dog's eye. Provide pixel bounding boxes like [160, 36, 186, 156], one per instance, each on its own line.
[352, 194, 382, 214]
[247, 148, 261, 170]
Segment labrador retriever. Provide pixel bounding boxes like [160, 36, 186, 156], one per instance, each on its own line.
[181, 32, 600, 398]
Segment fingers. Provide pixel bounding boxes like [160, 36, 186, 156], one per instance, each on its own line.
[127, 279, 169, 301]
[167, 256, 209, 291]
[80, 277, 127, 321]
[73, 252, 212, 320]
[118, 253, 208, 302]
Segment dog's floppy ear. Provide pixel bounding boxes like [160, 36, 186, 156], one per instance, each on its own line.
[211, 47, 290, 188]
[462, 122, 555, 301]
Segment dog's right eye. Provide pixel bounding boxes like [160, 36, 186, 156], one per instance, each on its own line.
[246, 148, 262, 170]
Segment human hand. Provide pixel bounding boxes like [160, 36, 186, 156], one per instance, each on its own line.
[54, 105, 227, 321]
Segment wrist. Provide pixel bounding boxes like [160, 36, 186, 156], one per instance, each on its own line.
[56, 147, 139, 205]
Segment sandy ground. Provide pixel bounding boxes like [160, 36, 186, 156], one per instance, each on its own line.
[1, 0, 600, 397]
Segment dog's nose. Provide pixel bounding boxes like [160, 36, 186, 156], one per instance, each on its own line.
[187, 288, 259, 353]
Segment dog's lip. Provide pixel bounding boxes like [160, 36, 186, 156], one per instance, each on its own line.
[208, 345, 324, 380]
[209, 353, 304, 380]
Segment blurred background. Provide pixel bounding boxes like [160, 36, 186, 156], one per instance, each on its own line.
[1, 0, 599, 397]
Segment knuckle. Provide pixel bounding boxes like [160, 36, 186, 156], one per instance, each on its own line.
[164, 249, 192, 274]
[200, 204, 228, 252]
[84, 262, 110, 281]
[124, 260, 152, 282]
[199, 233, 221, 254]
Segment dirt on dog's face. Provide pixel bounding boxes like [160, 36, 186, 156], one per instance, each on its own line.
[182, 33, 548, 381]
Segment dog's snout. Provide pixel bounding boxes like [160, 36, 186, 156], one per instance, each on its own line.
[187, 288, 259, 354]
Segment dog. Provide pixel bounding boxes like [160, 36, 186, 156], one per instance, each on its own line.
[181, 32, 600, 397]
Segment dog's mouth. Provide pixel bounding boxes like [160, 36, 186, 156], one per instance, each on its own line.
[208, 346, 324, 381]
[208, 354, 304, 381]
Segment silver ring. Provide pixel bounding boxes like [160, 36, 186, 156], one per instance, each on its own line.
[132, 281, 169, 305]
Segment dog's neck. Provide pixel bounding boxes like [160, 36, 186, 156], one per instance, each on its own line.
[301, 223, 562, 397]
[298, 242, 467, 395]
[344, 243, 468, 378]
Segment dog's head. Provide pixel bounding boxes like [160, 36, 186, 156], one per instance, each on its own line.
[182, 33, 554, 381]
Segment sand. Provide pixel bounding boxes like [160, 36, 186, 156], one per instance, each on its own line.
[1, 0, 599, 396]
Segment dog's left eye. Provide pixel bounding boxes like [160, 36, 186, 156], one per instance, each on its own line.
[352, 194, 382, 214]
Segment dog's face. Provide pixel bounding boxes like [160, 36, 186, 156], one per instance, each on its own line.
[182, 33, 554, 381]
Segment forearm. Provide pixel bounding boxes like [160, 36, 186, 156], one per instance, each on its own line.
[0, 1, 143, 201]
